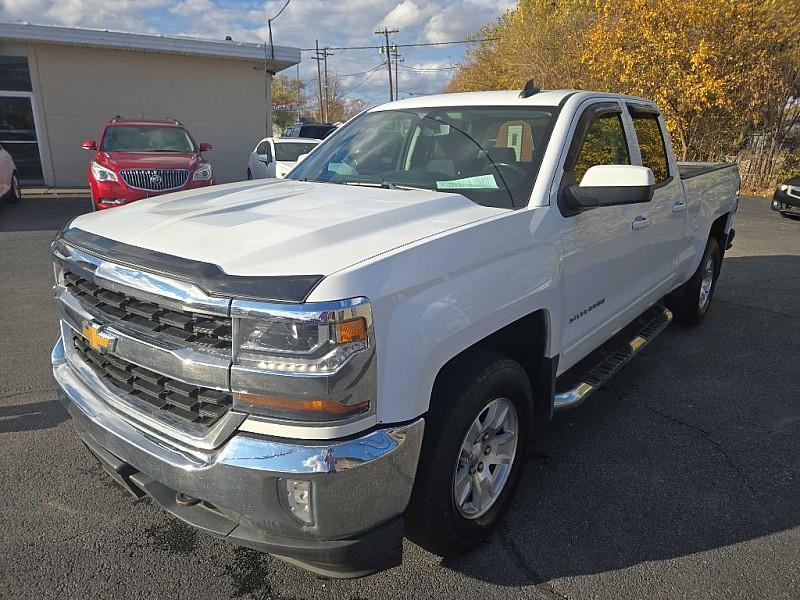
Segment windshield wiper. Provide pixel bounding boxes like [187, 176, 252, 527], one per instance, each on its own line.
[342, 180, 435, 192]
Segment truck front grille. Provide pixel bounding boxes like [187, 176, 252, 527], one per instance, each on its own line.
[73, 335, 233, 427]
[64, 270, 232, 351]
[119, 168, 189, 191]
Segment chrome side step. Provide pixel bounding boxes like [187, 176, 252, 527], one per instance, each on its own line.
[553, 306, 673, 412]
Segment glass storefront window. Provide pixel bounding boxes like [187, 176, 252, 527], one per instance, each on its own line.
[0, 56, 33, 92]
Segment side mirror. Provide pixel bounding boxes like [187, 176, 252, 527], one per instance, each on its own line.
[199, 142, 213, 151]
[296, 153, 310, 163]
[81, 139, 97, 150]
[563, 165, 654, 213]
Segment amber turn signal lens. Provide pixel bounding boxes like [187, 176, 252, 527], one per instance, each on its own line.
[235, 392, 369, 418]
[334, 317, 367, 344]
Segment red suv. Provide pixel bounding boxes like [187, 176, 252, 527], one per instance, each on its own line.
[82, 118, 214, 210]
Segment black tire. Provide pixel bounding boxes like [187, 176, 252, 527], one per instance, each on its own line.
[405, 348, 532, 557]
[667, 236, 721, 325]
[90, 197, 97, 212]
[4, 172, 21, 204]
[246, 169, 252, 180]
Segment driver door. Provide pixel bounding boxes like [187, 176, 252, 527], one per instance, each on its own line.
[557, 101, 654, 372]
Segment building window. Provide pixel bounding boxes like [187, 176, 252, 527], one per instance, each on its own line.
[0, 56, 33, 92]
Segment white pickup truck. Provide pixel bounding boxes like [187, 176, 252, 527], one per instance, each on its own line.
[51, 85, 739, 577]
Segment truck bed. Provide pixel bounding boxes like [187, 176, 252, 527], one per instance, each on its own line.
[677, 161, 737, 180]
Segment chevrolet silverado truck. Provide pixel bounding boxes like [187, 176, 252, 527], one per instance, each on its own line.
[51, 85, 739, 577]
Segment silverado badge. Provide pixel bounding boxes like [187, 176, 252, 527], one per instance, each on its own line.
[81, 322, 116, 354]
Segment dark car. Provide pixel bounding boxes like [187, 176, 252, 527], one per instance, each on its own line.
[282, 122, 337, 140]
[772, 176, 800, 218]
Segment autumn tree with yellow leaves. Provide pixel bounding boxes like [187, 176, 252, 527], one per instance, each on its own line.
[448, 0, 800, 189]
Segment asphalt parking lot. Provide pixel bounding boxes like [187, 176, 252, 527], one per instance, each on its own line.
[0, 194, 798, 599]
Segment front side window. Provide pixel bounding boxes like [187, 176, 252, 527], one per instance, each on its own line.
[288, 106, 559, 209]
[630, 112, 670, 182]
[275, 141, 318, 161]
[256, 140, 268, 155]
[101, 126, 195, 152]
[571, 113, 630, 182]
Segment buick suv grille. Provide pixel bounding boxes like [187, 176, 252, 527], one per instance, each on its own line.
[119, 168, 189, 191]
[73, 335, 233, 427]
[63, 270, 232, 350]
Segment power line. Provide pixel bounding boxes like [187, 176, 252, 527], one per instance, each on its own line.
[337, 64, 387, 78]
[300, 37, 498, 52]
[339, 66, 384, 97]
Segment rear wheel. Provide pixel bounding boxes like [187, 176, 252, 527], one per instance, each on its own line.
[667, 237, 721, 325]
[4, 172, 21, 204]
[405, 348, 531, 557]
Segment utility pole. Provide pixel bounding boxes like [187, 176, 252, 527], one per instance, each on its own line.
[322, 47, 334, 123]
[312, 40, 324, 123]
[375, 27, 398, 101]
[390, 45, 403, 99]
[311, 43, 335, 122]
[296, 62, 301, 122]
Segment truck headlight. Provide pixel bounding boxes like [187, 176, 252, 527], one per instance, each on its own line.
[231, 297, 374, 421]
[91, 161, 118, 183]
[193, 163, 213, 181]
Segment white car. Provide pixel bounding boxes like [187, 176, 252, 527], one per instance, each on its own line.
[246, 137, 319, 180]
[0, 144, 21, 204]
[52, 86, 739, 577]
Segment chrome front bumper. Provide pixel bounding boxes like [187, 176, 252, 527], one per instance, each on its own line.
[52, 337, 424, 576]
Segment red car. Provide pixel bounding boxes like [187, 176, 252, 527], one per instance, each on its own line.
[82, 118, 214, 211]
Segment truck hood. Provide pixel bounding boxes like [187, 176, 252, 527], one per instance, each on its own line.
[70, 179, 502, 277]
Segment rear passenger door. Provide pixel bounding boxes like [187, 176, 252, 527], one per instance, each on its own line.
[627, 104, 685, 295]
[558, 101, 655, 371]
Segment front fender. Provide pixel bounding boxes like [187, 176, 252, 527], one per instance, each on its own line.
[309, 207, 563, 425]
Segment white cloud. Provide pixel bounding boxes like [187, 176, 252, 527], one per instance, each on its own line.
[423, 0, 513, 43]
[0, 0, 511, 104]
[377, 0, 435, 30]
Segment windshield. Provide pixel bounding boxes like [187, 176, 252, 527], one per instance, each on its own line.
[275, 141, 318, 162]
[101, 126, 196, 152]
[287, 106, 558, 208]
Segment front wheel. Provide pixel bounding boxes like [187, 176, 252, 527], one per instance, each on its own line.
[246, 169, 253, 180]
[405, 348, 531, 557]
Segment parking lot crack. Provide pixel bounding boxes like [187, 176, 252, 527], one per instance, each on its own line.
[499, 521, 570, 599]
[608, 382, 762, 504]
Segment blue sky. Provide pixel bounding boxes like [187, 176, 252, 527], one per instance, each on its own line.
[0, 0, 514, 106]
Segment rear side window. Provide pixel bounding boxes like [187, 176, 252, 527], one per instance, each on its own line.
[571, 113, 630, 182]
[630, 112, 669, 183]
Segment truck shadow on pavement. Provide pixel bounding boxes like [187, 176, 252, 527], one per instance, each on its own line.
[0, 399, 68, 434]
[442, 254, 800, 585]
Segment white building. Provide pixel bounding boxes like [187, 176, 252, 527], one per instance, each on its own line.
[0, 22, 300, 186]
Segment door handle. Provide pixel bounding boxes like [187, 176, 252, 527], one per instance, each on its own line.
[672, 200, 687, 213]
[631, 215, 650, 230]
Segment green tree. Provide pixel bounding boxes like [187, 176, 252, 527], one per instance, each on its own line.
[272, 74, 307, 133]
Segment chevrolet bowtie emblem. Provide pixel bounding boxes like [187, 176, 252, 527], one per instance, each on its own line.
[81, 322, 116, 354]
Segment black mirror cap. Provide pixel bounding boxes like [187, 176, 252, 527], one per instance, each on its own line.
[563, 183, 655, 215]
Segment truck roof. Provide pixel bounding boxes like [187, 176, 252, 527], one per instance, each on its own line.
[370, 89, 656, 111]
